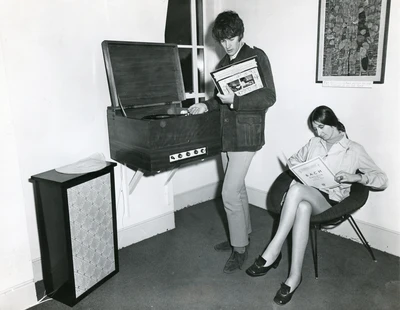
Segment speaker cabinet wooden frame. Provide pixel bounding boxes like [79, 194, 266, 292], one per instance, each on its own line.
[30, 162, 119, 306]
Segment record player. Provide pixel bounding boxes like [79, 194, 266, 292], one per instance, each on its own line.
[102, 41, 221, 174]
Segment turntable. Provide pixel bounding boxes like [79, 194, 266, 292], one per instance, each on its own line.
[102, 41, 221, 174]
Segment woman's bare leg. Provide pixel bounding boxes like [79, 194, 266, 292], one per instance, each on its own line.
[261, 183, 332, 266]
[284, 201, 312, 290]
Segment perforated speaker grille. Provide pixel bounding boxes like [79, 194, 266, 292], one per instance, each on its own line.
[67, 174, 115, 297]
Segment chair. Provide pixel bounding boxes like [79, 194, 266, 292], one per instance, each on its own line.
[267, 170, 376, 279]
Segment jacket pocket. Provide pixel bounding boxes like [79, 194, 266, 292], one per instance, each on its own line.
[236, 114, 263, 147]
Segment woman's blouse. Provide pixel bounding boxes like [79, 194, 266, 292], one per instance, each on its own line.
[287, 135, 388, 202]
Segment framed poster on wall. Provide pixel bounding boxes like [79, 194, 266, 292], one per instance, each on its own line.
[316, 0, 391, 84]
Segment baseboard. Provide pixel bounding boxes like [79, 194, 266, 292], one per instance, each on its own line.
[33, 211, 176, 282]
[117, 211, 175, 249]
[174, 181, 222, 211]
[247, 186, 400, 257]
[0, 280, 37, 310]
[247, 186, 268, 209]
[325, 219, 400, 257]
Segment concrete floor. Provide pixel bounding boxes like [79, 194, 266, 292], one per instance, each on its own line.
[29, 198, 400, 310]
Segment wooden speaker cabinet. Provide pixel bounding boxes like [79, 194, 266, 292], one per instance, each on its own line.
[30, 162, 118, 306]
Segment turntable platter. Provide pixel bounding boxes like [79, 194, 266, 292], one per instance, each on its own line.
[141, 114, 186, 120]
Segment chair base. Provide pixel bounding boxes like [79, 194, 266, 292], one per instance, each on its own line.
[310, 215, 376, 279]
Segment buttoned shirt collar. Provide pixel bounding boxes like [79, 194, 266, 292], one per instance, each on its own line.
[318, 133, 350, 151]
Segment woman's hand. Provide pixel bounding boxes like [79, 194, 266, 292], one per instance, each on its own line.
[334, 171, 362, 184]
[188, 103, 208, 115]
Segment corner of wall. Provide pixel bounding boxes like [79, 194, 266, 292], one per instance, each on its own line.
[0, 281, 37, 310]
[117, 211, 176, 249]
[174, 181, 222, 211]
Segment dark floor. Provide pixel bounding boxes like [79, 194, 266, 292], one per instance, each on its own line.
[29, 198, 399, 310]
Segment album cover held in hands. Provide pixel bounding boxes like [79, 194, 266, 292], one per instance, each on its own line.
[211, 56, 264, 96]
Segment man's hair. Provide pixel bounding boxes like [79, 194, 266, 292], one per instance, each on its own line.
[212, 11, 244, 42]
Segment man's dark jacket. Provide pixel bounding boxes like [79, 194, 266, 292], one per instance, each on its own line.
[206, 43, 276, 152]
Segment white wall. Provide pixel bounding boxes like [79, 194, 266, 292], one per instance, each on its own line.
[212, 0, 399, 255]
[0, 38, 37, 310]
[0, 1, 398, 308]
[0, 1, 174, 308]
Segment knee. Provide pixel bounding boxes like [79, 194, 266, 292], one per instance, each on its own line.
[222, 182, 242, 199]
[222, 185, 243, 209]
[282, 183, 303, 207]
[221, 184, 230, 199]
[287, 183, 305, 198]
[284, 184, 311, 213]
[287, 183, 314, 202]
[297, 201, 312, 217]
[222, 186, 234, 206]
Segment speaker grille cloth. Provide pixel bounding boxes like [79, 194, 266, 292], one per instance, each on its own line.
[67, 174, 115, 297]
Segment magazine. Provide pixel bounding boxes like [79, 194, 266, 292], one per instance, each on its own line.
[211, 56, 264, 96]
[289, 156, 339, 189]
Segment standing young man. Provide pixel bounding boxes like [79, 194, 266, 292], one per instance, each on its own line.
[189, 10, 276, 273]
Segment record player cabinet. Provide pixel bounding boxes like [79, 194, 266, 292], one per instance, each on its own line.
[102, 41, 221, 173]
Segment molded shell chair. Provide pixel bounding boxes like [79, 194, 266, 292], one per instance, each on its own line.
[267, 170, 376, 278]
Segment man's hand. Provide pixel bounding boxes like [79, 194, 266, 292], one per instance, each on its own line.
[188, 103, 208, 115]
[217, 87, 235, 105]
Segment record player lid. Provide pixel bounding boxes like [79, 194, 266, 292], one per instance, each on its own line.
[102, 41, 185, 109]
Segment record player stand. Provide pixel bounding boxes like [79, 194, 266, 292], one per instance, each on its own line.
[127, 166, 144, 194]
[164, 168, 178, 186]
[126, 166, 178, 194]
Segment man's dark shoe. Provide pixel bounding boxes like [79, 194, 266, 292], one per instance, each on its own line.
[214, 241, 232, 252]
[223, 249, 248, 274]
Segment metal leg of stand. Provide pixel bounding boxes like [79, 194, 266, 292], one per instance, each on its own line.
[164, 168, 178, 186]
[128, 169, 144, 194]
[310, 225, 319, 279]
[347, 215, 377, 262]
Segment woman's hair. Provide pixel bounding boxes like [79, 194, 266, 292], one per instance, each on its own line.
[308, 105, 346, 133]
[212, 11, 244, 42]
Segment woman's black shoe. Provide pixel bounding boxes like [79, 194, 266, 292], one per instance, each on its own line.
[245, 253, 282, 277]
[273, 277, 302, 305]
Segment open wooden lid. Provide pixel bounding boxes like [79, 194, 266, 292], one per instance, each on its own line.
[102, 41, 185, 109]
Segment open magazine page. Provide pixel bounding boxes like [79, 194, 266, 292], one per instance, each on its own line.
[211, 56, 264, 96]
[289, 156, 339, 189]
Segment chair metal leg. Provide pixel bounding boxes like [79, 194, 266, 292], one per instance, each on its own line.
[347, 215, 377, 262]
[310, 224, 319, 279]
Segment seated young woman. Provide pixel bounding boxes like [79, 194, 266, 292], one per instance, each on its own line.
[246, 105, 388, 306]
